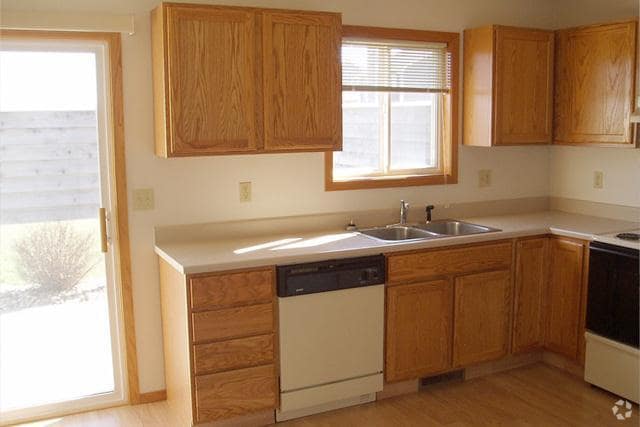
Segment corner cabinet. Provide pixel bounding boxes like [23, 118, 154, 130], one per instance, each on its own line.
[512, 236, 587, 362]
[545, 237, 586, 359]
[512, 237, 548, 353]
[463, 25, 554, 146]
[554, 20, 637, 146]
[151, 3, 342, 157]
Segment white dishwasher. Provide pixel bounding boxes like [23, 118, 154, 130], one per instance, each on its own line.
[276, 255, 385, 422]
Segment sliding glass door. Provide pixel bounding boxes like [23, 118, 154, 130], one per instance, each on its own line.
[0, 38, 126, 424]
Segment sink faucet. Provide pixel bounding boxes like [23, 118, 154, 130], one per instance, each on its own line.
[425, 205, 435, 223]
[399, 200, 410, 225]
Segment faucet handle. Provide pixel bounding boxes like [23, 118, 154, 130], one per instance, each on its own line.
[425, 205, 435, 223]
[401, 200, 410, 208]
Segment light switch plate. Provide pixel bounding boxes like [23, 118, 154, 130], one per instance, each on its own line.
[132, 188, 155, 210]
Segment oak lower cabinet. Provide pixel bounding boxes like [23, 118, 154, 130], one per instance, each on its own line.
[554, 20, 637, 146]
[452, 270, 512, 367]
[545, 237, 586, 360]
[385, 279, 453, 382]
[463, 25, 554, 146]
[512, 237, 548, 353]
[385, 241, 513, 382]
[158, 260, 278, 426]
[152, 3, 341, 157]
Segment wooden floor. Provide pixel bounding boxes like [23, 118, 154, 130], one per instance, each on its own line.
[18, 363, 637, 426]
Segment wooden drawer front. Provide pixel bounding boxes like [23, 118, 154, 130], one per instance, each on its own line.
[193, 334, 274, 375]
[195, 364, 277, 422]
[192, 303, 273, 344]
[387, 242, 513, 283]
[190, 269, 273, 311]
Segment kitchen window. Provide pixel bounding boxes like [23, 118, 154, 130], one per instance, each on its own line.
[325, 27, 459, 190]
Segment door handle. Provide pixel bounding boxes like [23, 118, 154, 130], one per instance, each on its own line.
[99, 207, 108, 253]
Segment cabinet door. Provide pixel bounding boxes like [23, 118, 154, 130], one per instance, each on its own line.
[386, 280, 453, 382]
[545, 238, 585, 359]
[453, 270, 511, 367]
[554, 21, 636, 145]
[262, 11, 342, 151]
[512, 238, 548, 353]
[165, 6, 260, 155]
[494, 27, 553, 145]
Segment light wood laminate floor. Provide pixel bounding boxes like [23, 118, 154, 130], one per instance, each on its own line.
[18, 364, 638, 426]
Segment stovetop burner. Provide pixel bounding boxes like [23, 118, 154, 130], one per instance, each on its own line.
[616, 232, 640, 241]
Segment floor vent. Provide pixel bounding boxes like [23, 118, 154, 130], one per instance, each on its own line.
[420, 370, 464, 389]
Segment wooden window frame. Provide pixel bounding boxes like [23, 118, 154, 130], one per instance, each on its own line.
[325, 26, 459, 191]
[0, 30, 145, 407]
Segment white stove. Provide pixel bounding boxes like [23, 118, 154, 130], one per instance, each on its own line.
[593, 228, 640, 250]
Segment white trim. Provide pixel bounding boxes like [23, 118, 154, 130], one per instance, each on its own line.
[0, 10, 135, 35]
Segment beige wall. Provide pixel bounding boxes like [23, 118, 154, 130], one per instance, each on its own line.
[1, 0, 636, 393]
[549, 0, 640, 208]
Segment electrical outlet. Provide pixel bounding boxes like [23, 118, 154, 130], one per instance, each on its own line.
[239, 181, 252, 202]
[478, 169, 492, 188]
[132, 188, 154, 210]
[593, 171, 604, 189]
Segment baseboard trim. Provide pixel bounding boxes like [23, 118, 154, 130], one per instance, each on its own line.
[136, 389, 167, 404]
[377, 378, 419, 400]
[464, 351, 543, 380]
[542, 352, 584, 378]
[195, 409, 275, 427]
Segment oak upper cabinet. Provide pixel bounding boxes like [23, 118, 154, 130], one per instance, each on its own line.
[151, 3, 342, 157]
[452, 270, 512, 367]
[262, 11, 342, 151]
[554, 20, 637, 146]
[463, 26, 554, 146]
[385, 279, 453, 382]
[512, 237, 548, 353]
[152, 4, 260, 156]
[545, 237, 585, 360]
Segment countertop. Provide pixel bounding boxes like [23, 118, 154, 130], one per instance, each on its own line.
[154, 211, 638, 275]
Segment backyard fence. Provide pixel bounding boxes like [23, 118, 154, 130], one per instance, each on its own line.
[0, 111, 100, 224]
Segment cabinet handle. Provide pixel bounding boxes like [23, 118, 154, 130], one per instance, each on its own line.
[99, 207, 108, 253]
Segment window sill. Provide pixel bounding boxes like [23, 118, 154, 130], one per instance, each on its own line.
[325, 172, 457, 191]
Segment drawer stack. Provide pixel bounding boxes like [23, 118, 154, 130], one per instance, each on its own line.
[188, 268, 277, 423]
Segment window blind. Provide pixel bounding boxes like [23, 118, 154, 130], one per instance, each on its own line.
[342, 39, 450, 93]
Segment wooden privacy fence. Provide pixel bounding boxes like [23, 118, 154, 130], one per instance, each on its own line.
[0, 111, 100, 225]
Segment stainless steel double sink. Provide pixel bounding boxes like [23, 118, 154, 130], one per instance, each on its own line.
[358, 220, 500, 242]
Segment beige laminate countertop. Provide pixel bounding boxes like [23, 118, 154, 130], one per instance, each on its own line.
[154, 211, 638, 275]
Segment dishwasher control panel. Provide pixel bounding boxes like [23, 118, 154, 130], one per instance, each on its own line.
[276, 255, 386, 297]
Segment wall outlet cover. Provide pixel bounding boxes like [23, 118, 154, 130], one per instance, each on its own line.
[132, 188, 155, 211]
[239, 181, 252, 202]
[478, 169, 492, 188]
[593, 171, 604, 189]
